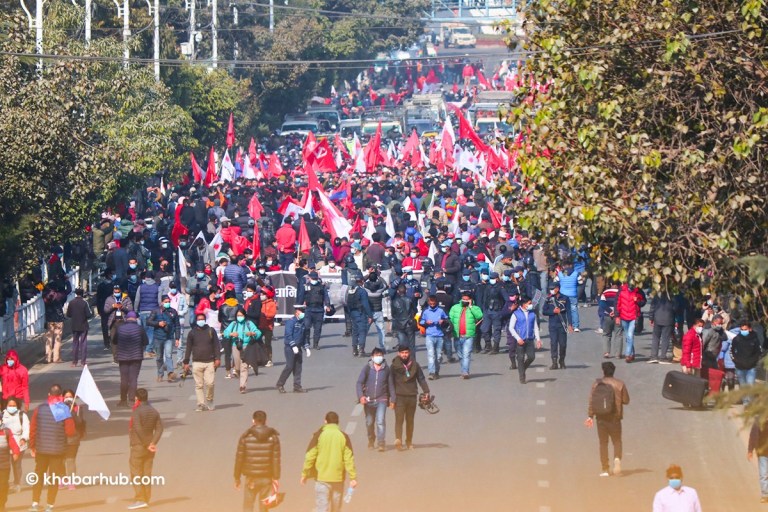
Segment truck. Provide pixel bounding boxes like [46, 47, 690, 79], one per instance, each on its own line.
[467, 91, 518, 136]
[402, 93, 447, 136]
[361, 109, 403, 139]
[443, 25, 476, 49]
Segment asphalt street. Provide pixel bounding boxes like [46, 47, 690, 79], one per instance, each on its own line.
[7, 305, 761, 512]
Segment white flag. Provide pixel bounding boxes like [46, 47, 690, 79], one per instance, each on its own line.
[209, 232, 224, 254]
[385, 208, 396, 240]
[159, 177, 166, 196]
[363, 217, 376, 241]
[220, 150, 236, 182]
[177, 247, 188, 280]
[75, 365, 110, 420]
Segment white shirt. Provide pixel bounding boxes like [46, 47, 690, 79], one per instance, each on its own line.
[653, 486, 702, 512]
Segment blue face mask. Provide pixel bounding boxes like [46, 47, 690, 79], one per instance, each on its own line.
[481, 274, 489, 281]
[489, 279, 497, 285]
[740, 330, 750, 336]
[297, 312, 305, 320]
[6, 360, 14, 368]
[5, 407, 17, 415]
[462, 275, 470, 282]
[170, 288, 177, 294]
[129, 275, 137, 282]
[196, 320, 206, 327]
[514, 273, 521, 279]
[197, 273, 205, 279]
[502, 275, 510, 282]
[163, 302, 171, 309]
[668, 479, 682, 490]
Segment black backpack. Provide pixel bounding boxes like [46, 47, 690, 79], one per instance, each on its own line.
[591, 380, 616, 417]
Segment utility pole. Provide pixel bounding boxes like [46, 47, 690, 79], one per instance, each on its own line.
[211, 0, 218, 68]
[231, 1, 238, 62]
[115, 0, 129, 69]
[269, 0, 274, 33]
[85, 0, 91, 45]
[20, 0, 45, 75]
[189, 0, 196, 60]
[153, 0, 160, 80]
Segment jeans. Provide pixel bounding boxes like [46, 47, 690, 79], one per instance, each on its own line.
[538, 271, 548, 315]
[119, 360, 143, 403]
[304, 308, 325, 347]
[72, 330, 88, 365]
[516, 339, 536, 381]
[597, 418, 622, 472]
[129, 446, 155, 504]
[367, 311, 386, 350]
[314, 481, 344, 512]
[276, 345, 303, 389]
[602, 317, 623, 357]
[243, 477, 272, 512]
[394, 329, 416, 355]
[566, 295, 579, 329]
[350, 311, 368, 350]
[759, 456, 768, 498]
[138, 311, 155, 353]
[736, 367, 757, 404]
[394, 394, 417, 445]
[365, 401, 388, 446]
[156, 338, 174, 377]
[458, 336, 473, 374]
[621, 319, 636, 357]
[425, 335, 444, 375]
[192, 361, 216, 406]
[651, 324, 673, 360]
[278, 252, 293, 270]
[443, 333, 457, 359]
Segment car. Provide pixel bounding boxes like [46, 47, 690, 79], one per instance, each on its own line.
[280, 119, 319, 137]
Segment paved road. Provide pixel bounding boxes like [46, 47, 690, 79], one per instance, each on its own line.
[7, 305, 760, 512]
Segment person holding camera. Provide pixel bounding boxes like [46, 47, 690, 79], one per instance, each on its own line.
[356, 348, 395, 451]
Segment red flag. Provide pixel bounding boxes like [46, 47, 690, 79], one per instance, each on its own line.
[363, 122, 382, 172]
[298, 218, 311, 254]
[267, 153, 284, 178]
[334, 133, 350, 159]
[306, 161, 322, 191]
[303, 131, 318, 164]
[487, 203, 502, 229]
[425, 68, 439, 84]
[226, 113, 235, 148]
[448, 105, 489, 152]
[251, 226, 261, 259]
[204, 146, 217, 187]
[477, 71, 491, 90]
[402, 129, 419, 159]
[248, 137, 257, 165]
[171, 202, 189, 247]
[190, 152, 203, 183]
[312, 139, 337, 173]
[248, 192, 264, 221]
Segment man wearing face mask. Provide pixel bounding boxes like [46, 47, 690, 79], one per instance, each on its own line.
[680, 319, 705, 377]
[391, 285, 417, 354]
[276, 305, 310, 393]
[389, 345, 430, 451]
[542, 283, 573, 370]
[363, 268, 388, 354]
[223, 307, 262, 394]
[184, 313, 222, 412]
[148, 295, 181, 383]
[652, 464, 701, 511]
[479, 272, 508, 354]
[113, 312, 149, 408]
[508, 296, 541, 384]
[297, 271, 332, 350]
[730, 321, 762, 405]
[701, 314, 727, 395]
[186, 265, 212, 325]
[585, 362, 630, 477]
[254, 263, 274, 288]
[0, 350, 30, 412]
[346, 275, 374, 357]
[356, 348, 395, 451]
[309, 237, 333, 271]
[449, 294, 483, 379]
[104, 284, 134, 360]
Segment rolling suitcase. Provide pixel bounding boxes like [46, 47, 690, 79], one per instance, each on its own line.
[662, 370, 707, 407]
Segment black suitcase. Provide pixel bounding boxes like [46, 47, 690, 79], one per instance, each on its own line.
[662, 371, 707, 407]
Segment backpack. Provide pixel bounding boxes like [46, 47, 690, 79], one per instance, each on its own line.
[591, 380, 616, 417]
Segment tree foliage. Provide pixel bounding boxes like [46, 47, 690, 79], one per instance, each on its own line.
[508, 0, 768, 313]
[0, 12, 192, 277]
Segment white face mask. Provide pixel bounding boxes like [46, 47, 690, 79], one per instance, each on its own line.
[372, 356, 384, 365]
[694, 326, 703, 334]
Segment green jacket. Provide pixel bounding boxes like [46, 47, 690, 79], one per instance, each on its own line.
[302, 424, 356, 483]
[449, 303, 483, 338]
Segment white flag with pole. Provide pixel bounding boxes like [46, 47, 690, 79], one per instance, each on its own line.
[75, 365, 110, 420]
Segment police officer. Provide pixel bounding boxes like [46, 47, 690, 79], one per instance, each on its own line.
[364, 266, 388, 353]
[297, 271, 331, 350]
[473, 268, 490, 353]
[454, 269, 477, 304]
[542, 283, 573, 370]
[341, 251, 360, 337]
[480, 272, 508, 354]
[389, 267, 422, 302]
[391, 284, 417, 354]
[346, 273, 373, 357]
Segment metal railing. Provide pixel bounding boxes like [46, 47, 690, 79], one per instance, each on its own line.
[0, 266, 80, 352]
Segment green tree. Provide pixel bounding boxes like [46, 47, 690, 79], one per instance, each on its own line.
[506, 0, 768, 314]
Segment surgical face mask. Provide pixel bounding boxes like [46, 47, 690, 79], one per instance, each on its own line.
[197, 273, 205, 279]
[237, 316, 245, 323]
[64, 398, 74, 405]
[129, 263, 138, 270]
[668, 479, 682, 490]
[258, 269, 266, 275]
[310, 280, 319, 286]
[260, 294, 267, 301]
[129, 275, 137, 282]
[694, 326, 703, 334]
[180, 242, 187, 248]
[196, 320, 206, 327]
[163, 302, 171, 309]
[170, 288, 177, 295]
[461, 300, 470, 307]
[329, 262, 336, 268]
[372, 356, 384, 365]
[161, 244, 168, 249]
[5, 407, 17, 415]
[489, 279, 497, 285]
[266, 260, 273, 266]
[410, 253, 418, 258]
[514, 273, 521, 279]
[481, 274, 489, 281]
[462, 275, 470, 282]
[244, 291, 254, 299]
[502, 275, 510, 282]
[526, 305, 534, 312]
[297, 312, 305, 320]
[740, 329, 750, 336]
[114, 292, 121, 298]
[6, 360, 14, 367]
[351, 249, 357, 254]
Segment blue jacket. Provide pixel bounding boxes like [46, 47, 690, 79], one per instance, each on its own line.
[224, 264, 249, 295]
[510, 308, 538, 341]
[419, 305, 448, 337]
[283, 316, 307, 348]
[557, 266, 582, 298]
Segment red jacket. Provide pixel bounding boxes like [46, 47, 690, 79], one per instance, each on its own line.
[616, 284, 641, 321]
[0, 350, 29, 409]
[275, 225, 297, 254]
[681, 328, 703, 369]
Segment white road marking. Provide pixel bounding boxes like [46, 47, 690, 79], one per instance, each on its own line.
[536, 416, 546, 423]
[188, 394, 196, 400]
[106, 496, 118, 504]
[537, 458, 548, 465]
[536, 383, 546, 388]
[175, 413, 186, 420]
[537, 480, 550, 488]
[162, 431, 172, 438]
[535, 367, 545, 373]
[539, 507, 552, 512]
[344, 421, 357, 435]
[351, 404, 363, 417]
[536, 400, 546, 406]
[536, 437, 547, 444]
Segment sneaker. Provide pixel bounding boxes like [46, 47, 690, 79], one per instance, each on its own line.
[377, 445, 385, 452]
[407, 444, 414, 450]
[599, 471, 610, 477]
[293, 387, 307, 393]
[277, 385, 286, 393]
[111, 361, 119, 366]
[206, 402, 215, 411]
[596, 328, 604, 334]
[395, 439, 403, 451]
[659, 359, 673, 365]
[195, 404, 205, 412]
[428, 374, 435, 380]
[613, 457, 622, 476]
[29, 503, 40, 512]
[573, 328, 581, 333]
[603, 353, 611, 358]
[368, 440, 375, 450]
[224, 372, 232, 379]
[44, 506, 55, 512]
[461, 374, 469, 380]
[647, 359, 659, 364]
[519, 376, 527, 384]
[127, 502, 148, 510]
[265, 360, 273, 367]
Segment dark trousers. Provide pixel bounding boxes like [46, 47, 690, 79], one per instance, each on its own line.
[516, 339, 536, 380]
[223, 340, 233, 372]
[129, 446, 155, 504]
[549, 327, 567, 360]
[276, 346, 303, 388]
[31, 453, 65, 505]
[0, 467, 9, 509]
[278, 252, 293, 270]
[481, 310, 503, 345]
[394, 329, 416, 354]
[101, 314, 111, 348]
[596, 418, 622, 471]
[262, 330, 274, 362]
[394, 394, 417, 445]
[119, 360, 143, 402]
[303, 308, 324, 347]
[243, 477, 272, 512]
[350, 311, 368, 350]
[651, 324, 673, 360]
[72, 330, 88, 364]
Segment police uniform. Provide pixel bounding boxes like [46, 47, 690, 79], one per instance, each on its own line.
[299, 272, 330, 349]
[480, 272, 508, 353]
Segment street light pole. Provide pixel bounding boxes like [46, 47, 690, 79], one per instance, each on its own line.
[153, 0, 160, 80]
[269, 0, 274, 33]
